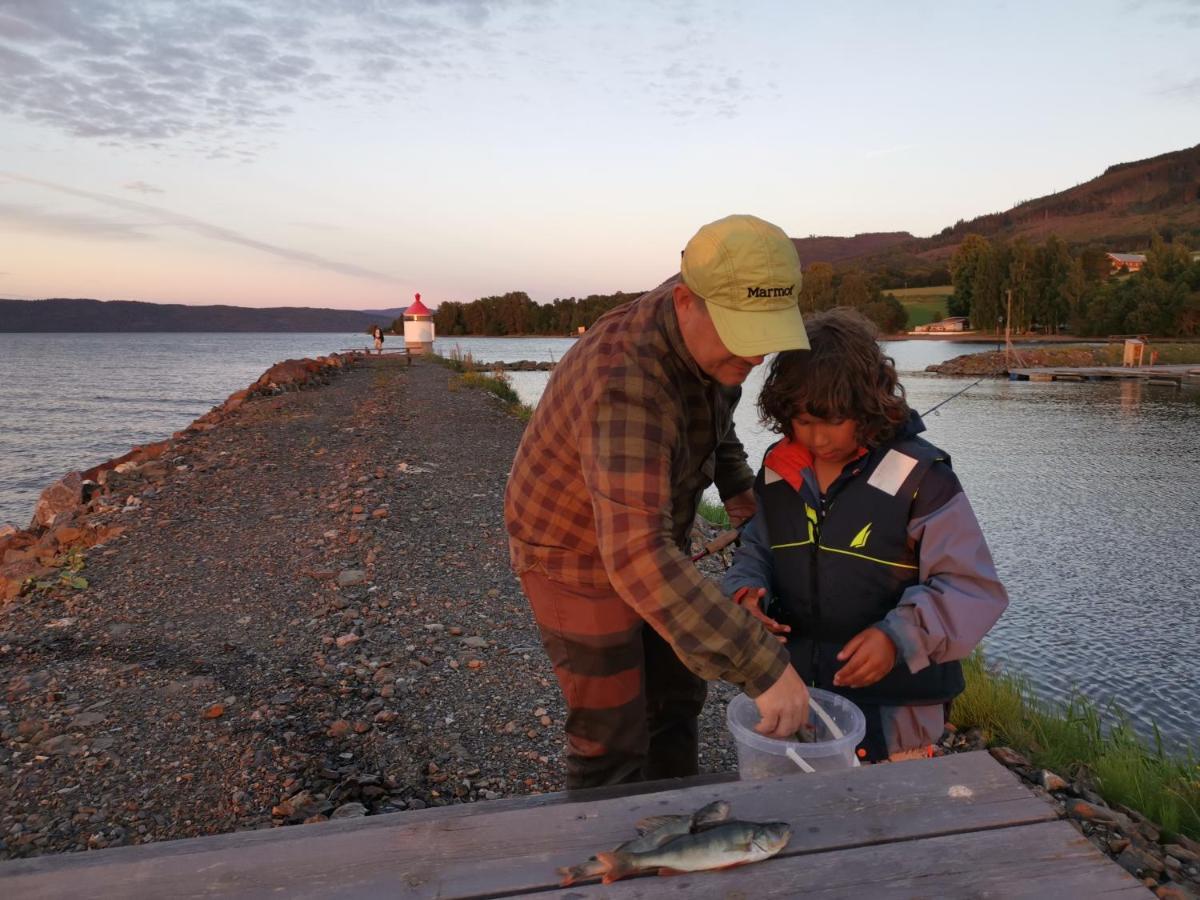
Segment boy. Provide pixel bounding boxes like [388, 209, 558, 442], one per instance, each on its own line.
[723, 308, 1008, 761]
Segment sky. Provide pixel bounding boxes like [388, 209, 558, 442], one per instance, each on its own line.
[0, 0, 1197, 310]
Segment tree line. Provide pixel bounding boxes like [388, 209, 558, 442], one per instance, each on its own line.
[398, 276, 911, 338]
[949, 232, 1200, 336]
[797, 262, 909, 333]
[391, 291, 643, 337]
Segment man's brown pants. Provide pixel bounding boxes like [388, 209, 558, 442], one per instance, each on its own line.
[519, 570, 708, 790]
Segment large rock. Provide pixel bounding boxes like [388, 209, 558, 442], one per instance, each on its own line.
[222, 389, 251, 414]
[257, 359, 323, 392]
[2, 569, 39, 602]
[32, 472, 83, 529]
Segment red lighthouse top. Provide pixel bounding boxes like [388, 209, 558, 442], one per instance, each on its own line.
[405, 292, 431, 317]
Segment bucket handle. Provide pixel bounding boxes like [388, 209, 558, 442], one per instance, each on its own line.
[785, 747, 815, 773]
[809, 696, 843, 739]
[801, 697, 862, 769]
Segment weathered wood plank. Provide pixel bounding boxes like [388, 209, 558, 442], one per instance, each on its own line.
[0, 772, 739, 875]
[530, 819, 1146, 899]
[0, 752, 1057, 899]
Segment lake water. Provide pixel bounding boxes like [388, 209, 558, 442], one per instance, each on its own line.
[2, 332, 1198, 746]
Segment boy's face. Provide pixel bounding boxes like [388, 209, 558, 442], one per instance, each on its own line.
[789, 413, 859, 465]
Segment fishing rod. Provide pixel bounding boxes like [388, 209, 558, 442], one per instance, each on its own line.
[921, 379, 982, 417]
[691, 521, 748, 562]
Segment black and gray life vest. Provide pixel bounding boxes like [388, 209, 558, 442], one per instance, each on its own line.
[757, 434, 965, 707]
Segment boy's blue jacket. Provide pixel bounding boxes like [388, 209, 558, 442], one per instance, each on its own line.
[723, 412, 1008, 709]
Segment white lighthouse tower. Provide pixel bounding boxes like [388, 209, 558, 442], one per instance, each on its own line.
[403, 293, 434, 354]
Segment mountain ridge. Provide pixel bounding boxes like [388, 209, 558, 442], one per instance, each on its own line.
[799, 143, 1200, 280]
[0, 298, 388, 333]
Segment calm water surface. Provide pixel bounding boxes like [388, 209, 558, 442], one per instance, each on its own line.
[1, 333, 1197, 745]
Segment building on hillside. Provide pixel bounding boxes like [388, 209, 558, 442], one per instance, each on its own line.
[1106, 252, 1146, 274]
[913, 316, 969, 333]
[403, 293, 435, 354]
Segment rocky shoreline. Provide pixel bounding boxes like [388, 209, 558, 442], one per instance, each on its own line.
[944, 733, 1200, 897]
[926, 346, 1111, 377]
[1, 354, 356, 602]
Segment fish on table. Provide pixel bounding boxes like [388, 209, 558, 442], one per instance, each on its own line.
[557, 799, 731, 886]
[595, 819, 793, 884]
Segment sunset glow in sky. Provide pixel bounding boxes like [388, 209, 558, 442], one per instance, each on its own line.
[1, 0, 1198, 309]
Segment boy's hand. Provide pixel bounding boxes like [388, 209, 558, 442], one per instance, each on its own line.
[731, 587, 790, 643]
[833, 627, 896, 688]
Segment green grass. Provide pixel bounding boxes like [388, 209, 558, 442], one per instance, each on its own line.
[429, 350, 533, 421]
[884, 287, 953, 328]
[954, 651, 1200, 840]
[887, 286, 955, 298]
[429, 347, 475, 373]
[697, 497, 731, 528]
[1092, 342, 1200, 365]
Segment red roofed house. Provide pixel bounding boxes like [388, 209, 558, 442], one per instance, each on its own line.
[403, 293, 435, 354]
[1106, 252, 1146, 274]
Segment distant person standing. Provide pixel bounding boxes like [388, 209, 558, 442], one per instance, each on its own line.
[505, 214, 813, 789]
[372, 324, 384, 354]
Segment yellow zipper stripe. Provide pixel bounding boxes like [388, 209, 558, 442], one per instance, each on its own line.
[820, 545, 919, 570]
[770, 539, 814, 550]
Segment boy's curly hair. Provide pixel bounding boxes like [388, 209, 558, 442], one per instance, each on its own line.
[758, 307, 910, 446]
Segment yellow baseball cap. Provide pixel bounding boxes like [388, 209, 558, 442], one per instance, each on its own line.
[680, 214, 809, 356]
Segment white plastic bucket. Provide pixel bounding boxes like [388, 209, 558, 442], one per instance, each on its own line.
[726, 688, 866, 779]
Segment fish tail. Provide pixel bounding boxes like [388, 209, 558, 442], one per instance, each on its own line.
[557, 858, 603, 886]
[596, 850, 634, 884]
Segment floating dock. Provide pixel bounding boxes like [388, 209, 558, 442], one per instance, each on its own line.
[1009, 364, 1200, 387]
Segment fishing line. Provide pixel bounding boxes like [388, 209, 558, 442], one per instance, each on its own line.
[921, 379, 982, 417]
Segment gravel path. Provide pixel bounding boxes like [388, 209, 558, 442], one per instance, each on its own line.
[0, 356, 740, 859]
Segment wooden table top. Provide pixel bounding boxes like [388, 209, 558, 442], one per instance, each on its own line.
[0, 751, 1147, 898]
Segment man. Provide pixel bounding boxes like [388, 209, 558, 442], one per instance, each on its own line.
[504, 214, 813, 789]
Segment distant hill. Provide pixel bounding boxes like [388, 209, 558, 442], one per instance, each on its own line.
[791, 232, 914, 266]
[358, 307, 410, 319]
[0, 298, 391, 333]
[795, 143, 1200, 280]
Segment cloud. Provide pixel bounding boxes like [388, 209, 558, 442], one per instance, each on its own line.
[123, 180, 164, 194]
[1, 171, 402, 282]
[1158, 0, 1200, 27]
[1158, 76, 1200, 98]
[648, 60, 763, 120]
[0, 0, 526, 156]
[1124, 0, 1200, 27]
[0, 201, 152, 240]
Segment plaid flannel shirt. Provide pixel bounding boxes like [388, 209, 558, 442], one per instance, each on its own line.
[504, 277, 790, 697]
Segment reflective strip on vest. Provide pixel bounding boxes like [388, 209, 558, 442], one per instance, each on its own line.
[819, 544, 919, 570]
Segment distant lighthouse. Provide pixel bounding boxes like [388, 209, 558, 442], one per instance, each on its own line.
[403, 293, 434, 354]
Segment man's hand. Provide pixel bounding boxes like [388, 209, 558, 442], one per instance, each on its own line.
[722, 489, 757, 528]
[753, 665, 811, 738]
[731, 587, 790, 643]
[833, 627, 897, 688]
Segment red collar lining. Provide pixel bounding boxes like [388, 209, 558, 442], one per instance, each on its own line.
[764, 439, 867, 492]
